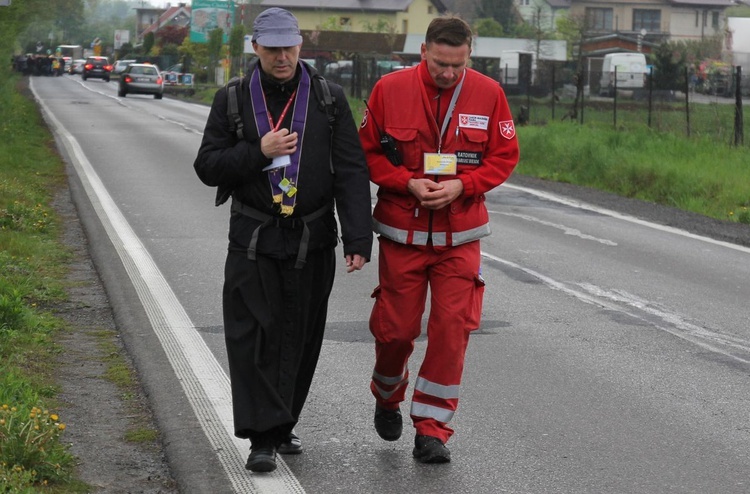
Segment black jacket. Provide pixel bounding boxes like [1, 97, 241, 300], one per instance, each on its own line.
[194, 61, 372, 261]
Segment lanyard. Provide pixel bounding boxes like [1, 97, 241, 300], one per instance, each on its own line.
[267, 89, 297, 131]
[438, 70, 465, 153]
[249, 66, 312, 215]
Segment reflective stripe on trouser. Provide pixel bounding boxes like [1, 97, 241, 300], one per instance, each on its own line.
[369, 237, 479, 442]
[373, 218, 491, 247]
[371, 367, 409, 404]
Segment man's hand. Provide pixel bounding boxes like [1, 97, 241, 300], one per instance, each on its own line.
[345, 254, 367, 273]
[407, 178, 464, 210]
[260, 129, 298, 158]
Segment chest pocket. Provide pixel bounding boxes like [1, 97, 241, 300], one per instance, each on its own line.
[386, 127, 420, 171]
[455, 127, 488, 168]
[458, 127, 488, 150]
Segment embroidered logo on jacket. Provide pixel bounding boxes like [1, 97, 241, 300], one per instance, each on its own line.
[458, 114, 489, 130]
[499, 120, 516, 140]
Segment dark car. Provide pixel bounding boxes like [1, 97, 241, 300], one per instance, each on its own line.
[82, 56, 112, 82]
[117, 63, 164, 99]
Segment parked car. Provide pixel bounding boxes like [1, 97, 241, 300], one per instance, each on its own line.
[112, 59, 136, 75]
[68, 58, 86, 75]
[323, 60, 352, 85]
[82, 56, 112, 82]
[117, 63, 163, 99]
[599, 53, 648, 97]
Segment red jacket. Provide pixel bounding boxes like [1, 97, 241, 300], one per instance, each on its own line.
[360, 62, 519, 248]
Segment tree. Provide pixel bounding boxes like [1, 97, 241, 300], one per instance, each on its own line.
[360, 18, 396, 33]
[207, 27, 224, 83]
[143, 32, 155, 55]
[650, 42, 685, 91]
[179, 37, 210, 83]
[156, 25, 189, 47]
[473, 18, 504, 37]
[228, 25, 245, 77]
[477, 0, 518, 34]
[556, 15, 585, 60]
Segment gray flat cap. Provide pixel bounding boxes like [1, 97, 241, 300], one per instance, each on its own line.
[252, 8, 303, 47]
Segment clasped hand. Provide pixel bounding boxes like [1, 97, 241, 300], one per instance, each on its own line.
[261, 129, 298, 158]
[407, 178, 464, 210]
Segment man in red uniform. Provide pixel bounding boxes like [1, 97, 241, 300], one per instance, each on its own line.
[359, 15, 519, 463]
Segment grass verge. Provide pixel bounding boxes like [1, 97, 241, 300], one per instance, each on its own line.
[0, 73, 78, 491]
[0, 73, 159, 492]
[516, 121, 750, 223]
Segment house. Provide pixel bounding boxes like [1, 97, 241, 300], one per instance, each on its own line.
[246, 0, 448, 35]
[136, 2, 192, 44]
[569, 0, 736, 54]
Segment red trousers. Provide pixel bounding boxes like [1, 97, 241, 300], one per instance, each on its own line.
[369, 238, 483, 443]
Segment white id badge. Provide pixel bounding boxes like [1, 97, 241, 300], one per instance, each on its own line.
[423, 153, 458, 175]
[262, 154, 291, 171]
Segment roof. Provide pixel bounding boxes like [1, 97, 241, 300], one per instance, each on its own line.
[669, 0, 735, 6]
[141, 4, 191, 37]
[258, 0, 447, 13]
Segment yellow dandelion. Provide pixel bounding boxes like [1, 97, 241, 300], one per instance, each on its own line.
[58, 423, 66, 431]
[2, 404, 8, 410]
[34, 425, 40, 430]
[0, 419, 5, 426]
[50, 414, 59, 421]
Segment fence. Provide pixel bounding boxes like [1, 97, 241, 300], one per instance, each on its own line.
[502, 62, 747, 147]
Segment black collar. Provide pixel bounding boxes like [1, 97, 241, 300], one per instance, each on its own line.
[259, 63, 301, 97]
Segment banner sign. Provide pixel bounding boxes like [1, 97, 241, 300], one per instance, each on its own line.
[190, 0, 235, 43]
[114, 30, 130, 50]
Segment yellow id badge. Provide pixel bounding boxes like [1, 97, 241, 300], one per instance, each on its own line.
[423, 153, 458, 175]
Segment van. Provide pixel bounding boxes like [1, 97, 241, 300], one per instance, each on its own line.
[599, 53, 648, 96]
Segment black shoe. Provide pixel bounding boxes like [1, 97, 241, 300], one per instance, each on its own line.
[374, 405, 402, 441]
[412, 435, 451, 463]
[246, 445, 277, 473]
[277, 432, 303, 455]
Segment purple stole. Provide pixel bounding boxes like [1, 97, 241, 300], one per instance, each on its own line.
[249, 65, 311, 216]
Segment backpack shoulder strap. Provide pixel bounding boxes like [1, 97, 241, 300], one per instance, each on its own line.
[312, 73, 337, 127]
[226, 75, 244, 140]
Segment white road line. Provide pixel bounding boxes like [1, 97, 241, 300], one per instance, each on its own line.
[481, 251, 750, 366]
[491, 210, 618, 246]
[31, 78, 305, 494]
[503, 183, 750, 255]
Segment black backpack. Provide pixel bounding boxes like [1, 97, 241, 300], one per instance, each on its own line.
[215, 62, 338, 207]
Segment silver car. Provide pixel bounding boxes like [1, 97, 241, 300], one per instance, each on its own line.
[68, 59, 86, 74]
[117, 63, 163, 99]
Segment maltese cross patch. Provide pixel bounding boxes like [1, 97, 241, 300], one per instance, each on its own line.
[499, 120, 516, 140]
